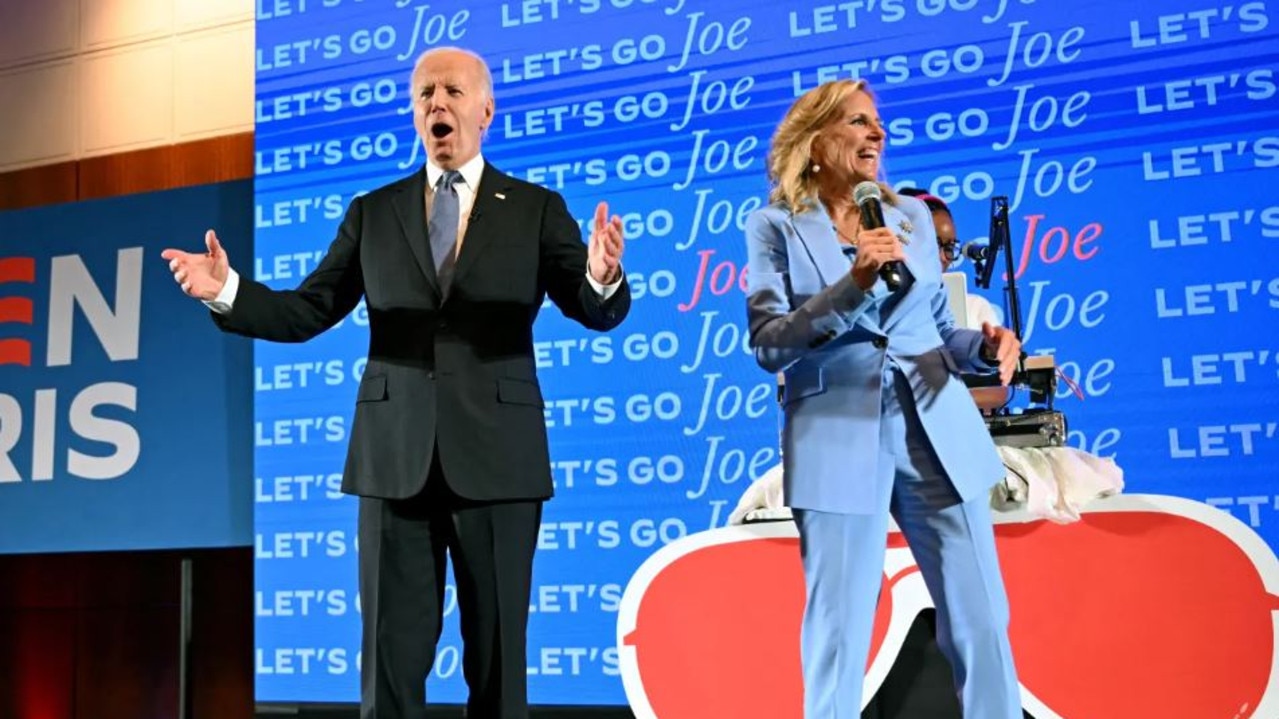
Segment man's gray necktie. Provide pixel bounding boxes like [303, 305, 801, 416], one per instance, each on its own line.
[429, 170, 462, 290]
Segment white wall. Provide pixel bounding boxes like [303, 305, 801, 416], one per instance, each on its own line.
[0, 0, 254, 172]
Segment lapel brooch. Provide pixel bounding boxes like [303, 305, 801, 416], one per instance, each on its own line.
[897, 218, 913, 241]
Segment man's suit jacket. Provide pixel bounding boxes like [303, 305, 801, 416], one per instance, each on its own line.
[744, 193, 1003, 515]
[215, 163, 630, 501]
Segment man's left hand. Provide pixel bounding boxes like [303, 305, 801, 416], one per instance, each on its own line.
[981, 322, 1021, 386]
[588, 201, 625, 285]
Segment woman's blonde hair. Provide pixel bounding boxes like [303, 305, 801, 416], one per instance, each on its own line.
[766, 79, 895, 213]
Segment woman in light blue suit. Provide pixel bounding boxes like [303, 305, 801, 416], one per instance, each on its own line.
[745, 79, 1024, 718]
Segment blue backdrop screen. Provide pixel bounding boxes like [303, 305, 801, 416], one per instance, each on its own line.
[252, 0, 1279, 703]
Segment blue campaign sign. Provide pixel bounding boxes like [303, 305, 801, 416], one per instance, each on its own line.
[251, 0, 1279, 705]
[0, 181, 254, 554]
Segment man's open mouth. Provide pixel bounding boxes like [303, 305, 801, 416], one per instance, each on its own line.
[431, 122, 454, 139]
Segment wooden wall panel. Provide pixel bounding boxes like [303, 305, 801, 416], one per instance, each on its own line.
[0, 548, 252, 719]
[74, 607, 181, 719]
[0, 61, 80, 170]
[0, 0, 78, 67]
[0, 0, 252, 175]
[81, 0, 174, 50]
[175, 27, 256, 141]
[0, 132, 252, 211]
[0, 608, 77, 719]
[79, 44, 175, 156]
[79, 133, 254, 201]
[190, 549, 256, 717]
[0, 160, 79, 210]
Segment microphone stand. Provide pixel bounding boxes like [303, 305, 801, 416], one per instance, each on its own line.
[972, 196, 1055, 410]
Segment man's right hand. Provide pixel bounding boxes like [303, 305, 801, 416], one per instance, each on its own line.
[161, 230, 229, 301]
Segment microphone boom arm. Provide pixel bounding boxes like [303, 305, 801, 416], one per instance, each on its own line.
[971, 196, 1056, 407]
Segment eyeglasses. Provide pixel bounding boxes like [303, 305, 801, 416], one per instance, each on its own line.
[938, 240, 959, 263]
[616, 494, 1279, 719]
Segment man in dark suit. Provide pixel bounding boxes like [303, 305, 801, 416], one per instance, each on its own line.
[162, 46, 630, 719]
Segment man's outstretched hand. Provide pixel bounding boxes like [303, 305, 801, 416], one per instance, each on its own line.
[588, 201, 624, 285]
[161, 230, 229, 301]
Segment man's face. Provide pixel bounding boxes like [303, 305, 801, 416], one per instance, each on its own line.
[412, 50, 494, 170]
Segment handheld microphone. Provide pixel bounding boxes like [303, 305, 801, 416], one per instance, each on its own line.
[962, 241, 991, 263]
[852, 181, 901, 290]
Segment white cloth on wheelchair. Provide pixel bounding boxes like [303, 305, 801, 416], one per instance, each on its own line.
[990, 445, 1124, 523]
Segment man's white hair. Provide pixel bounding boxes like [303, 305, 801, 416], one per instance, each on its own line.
[411, 46, 494, 99]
